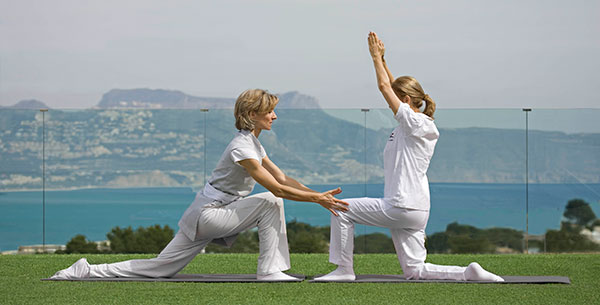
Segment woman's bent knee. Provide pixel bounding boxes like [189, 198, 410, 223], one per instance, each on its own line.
[255, 192, 284, 208]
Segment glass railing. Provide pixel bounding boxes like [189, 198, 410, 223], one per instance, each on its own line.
[527, 109, 600, 253]
[1, 107, 599, 254]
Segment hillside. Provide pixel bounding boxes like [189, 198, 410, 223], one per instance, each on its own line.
[96, 89, 320, 109]
[2, 99, 50, 109]
[1, 104, 598, 190]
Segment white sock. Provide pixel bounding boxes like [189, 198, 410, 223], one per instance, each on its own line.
[313, 265, 356, 282]
[257, 271, 298, 281]
[464, 262, 504, 282]
[50, 258, 90, 280]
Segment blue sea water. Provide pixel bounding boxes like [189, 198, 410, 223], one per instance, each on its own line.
[1, 183, 599, 252]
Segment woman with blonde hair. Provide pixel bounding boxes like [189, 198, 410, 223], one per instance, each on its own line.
[52, 89, 349, 281]
[315, 32, 503, 282]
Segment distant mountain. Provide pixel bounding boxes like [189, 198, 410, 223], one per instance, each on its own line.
[6, 99, 49, 109]
[277, 91, 320, 108]
[96, 89, 320, 109]
[97, 88, 234, 109]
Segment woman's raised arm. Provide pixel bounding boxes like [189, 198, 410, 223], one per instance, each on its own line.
[368, 32, 401, 115]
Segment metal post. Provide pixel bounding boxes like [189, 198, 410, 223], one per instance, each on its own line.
[361, 109, 369, 252]
[523, 108, 531, 254]
[544, 234, 546, 253]
[40, 108, 48, 253]
[361, 109, 369, 196]
[201, 109, 209, 185]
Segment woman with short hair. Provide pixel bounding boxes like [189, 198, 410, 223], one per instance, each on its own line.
[51, 89, 349, 281]
[315, 32, 503, 282]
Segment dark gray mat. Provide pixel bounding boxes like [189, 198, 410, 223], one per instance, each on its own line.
[42, 273, 305, 283]
[309, 274, 570, 284]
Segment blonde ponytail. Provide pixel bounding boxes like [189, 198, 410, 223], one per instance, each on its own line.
[423, 94, 436, 119]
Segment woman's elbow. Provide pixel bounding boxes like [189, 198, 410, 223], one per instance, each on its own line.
[274, 174, 287, 185]
[268, 187, 286, 198]
[378, 82, 392, 92]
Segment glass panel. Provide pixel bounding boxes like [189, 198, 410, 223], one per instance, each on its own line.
[1, 107, 598, 254]
[528, 109, 600, 253]
[0, 109, 44, 252]
[254, 108, 366, 228]
[432, 109, 528, 253]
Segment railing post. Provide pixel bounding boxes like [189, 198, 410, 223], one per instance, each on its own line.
[523, 108, 531, 254]
[361, 109, 370, 196]
[40, 108, 48, 253]
[201, 109, 209, 185]
[361, 109, 369, 252]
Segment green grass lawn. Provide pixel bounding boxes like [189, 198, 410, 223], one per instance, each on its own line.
[1, 253, 598, 305]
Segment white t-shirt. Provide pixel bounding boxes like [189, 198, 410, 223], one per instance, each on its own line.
[178, 129, 266, 241]
[383, 102, 439, 210]
[207, 129, 266, 197]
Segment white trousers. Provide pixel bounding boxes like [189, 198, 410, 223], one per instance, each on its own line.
[89, 192, 290, 278]
[330, 197, 466, 280]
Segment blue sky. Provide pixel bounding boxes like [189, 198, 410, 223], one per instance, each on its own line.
[1, 0, 599, 109]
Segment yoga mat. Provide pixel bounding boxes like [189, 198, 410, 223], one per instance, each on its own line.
[42, 273, 305, 283]
[309, 274, 570, 284]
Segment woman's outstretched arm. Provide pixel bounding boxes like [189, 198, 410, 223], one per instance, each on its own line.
[368, 32, 401, 115]
[261, 156, 316, 193]
[238, 158, 349, 216]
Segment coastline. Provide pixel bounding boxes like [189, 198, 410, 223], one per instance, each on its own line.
[0, 185, 200, 193]
[2, 181, 600, 193]
[2, 183, 599, 252]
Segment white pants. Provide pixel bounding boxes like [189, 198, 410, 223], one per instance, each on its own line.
[89, 192, 290, 278]
[330, 197, 466, 280]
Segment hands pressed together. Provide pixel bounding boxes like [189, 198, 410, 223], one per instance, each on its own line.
[368, 31, 385, 59]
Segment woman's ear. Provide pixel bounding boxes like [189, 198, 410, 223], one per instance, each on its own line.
[401, 95, 411, 104]
[249, 111, 257, 120]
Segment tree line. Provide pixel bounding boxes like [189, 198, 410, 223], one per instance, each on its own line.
[58, 198, 599, 254]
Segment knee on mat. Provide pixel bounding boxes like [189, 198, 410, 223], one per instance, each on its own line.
[402, 265, 423, 280]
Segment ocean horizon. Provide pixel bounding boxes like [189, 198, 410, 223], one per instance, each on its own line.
[1, 183, 599, 252]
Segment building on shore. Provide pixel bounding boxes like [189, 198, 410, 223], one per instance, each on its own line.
[1, 240, 110, 255]
[1, 244, 66, 255]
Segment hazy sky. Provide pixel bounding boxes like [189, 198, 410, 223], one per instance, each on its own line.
[1, 0, 599, 109]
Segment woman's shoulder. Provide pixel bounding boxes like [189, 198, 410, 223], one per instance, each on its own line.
[229, 130, 261, 149]
[394, 103, 423, 125]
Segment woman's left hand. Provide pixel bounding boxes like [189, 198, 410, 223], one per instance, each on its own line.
[368, 32, 385, 59]
[317, 187, 350, 216]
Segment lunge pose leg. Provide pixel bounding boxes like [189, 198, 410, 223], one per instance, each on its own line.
[315, 33, 502, 282]
[321, 198, 501, 281]
[52, 89, 349, 281]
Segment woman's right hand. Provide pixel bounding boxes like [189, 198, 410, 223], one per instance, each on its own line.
[317, 187, 350, 216]
[368, 31, 385, 60]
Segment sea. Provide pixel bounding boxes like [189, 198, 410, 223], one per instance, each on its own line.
[1, 183, 599, 252]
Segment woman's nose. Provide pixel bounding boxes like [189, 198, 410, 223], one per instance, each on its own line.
[272, 111, 277, 120]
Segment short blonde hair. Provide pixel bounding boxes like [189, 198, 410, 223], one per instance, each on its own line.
[234, 89, 279, 130]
